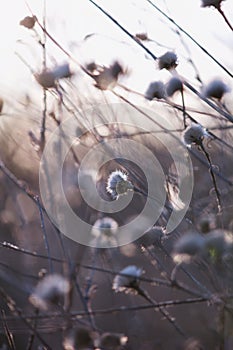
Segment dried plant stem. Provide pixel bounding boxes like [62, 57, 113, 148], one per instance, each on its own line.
[26, 309, 39, 350]
[136, 285, 186, 337]
[145, 0, 233, 78]
[199, 142, 222, 213]
[1, 310, 16, 350]
[0, 288, 52, 349]
[39, 0, 48, 150]
[180, 89, 187, 129]
[35, 195, 53, 273]
[217, 7, 233, 31]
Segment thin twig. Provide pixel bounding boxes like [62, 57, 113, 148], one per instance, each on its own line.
[35, 195, 53, 273]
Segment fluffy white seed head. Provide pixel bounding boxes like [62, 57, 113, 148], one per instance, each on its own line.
[63, 328, 94, 350]
[182, 124, 208, 147]
[158, 51, 178, 70]
[145, 81, 166, 100]
[112, 265, 143, 293]
[52, 63, 72, 80]
[93, 61, 124, 90]
[166, 77, 183, 97]
[173, 233, 205, 263]
[201, 0, 224, 8]
[29, 274, 70, 310]
[98, 333, 128, 349]
[204, 229, 233, 259]
[91, 217, 119, 246]
[202, 79, 230, 99]
[34, 70, 56, 89]
[106, 170, 134, 200]
[34, 63, 72, 89]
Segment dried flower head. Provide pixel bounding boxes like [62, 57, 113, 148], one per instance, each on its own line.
[202, 79, 230, 99]
[182, 124, 208, 147]
[106, 170, 134, 200]
[197, 213, 216, 233]
[34, 69, 56, 89]
[135, 33, 149, 41]
[166, 77, 183, 97]
[91, 217, 119, 246]
[145, 81, 166, 100]
[20, 16, 37, 29]
[52, 63, 72, 80]
[173, 233, 205, 263]
[93, 61, 124, 90]
[35, 63, 72, 89]
[98, 332, 128, 350]
[86, 61, 100, 73]
[112, 265, 143, 294]
[63, 328, 94, 350]
[29, 274, 70, 310]
[158, 51, 178, 70]
[204, 229, 233, 259]
[201, 0, 224, 8]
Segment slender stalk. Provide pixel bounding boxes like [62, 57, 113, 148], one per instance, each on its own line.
[217, 6, 233, 31]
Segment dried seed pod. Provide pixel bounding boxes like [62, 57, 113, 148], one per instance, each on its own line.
[112, 265, 143, 294]
[29, 274, 70, 310]
[91, 217, 119, 246]
[34, 70, 56, 89]
[145, 81, 166, 100]
[135, 33, 149, 41]
[202, 79, 230, 99]
[204, 229, 233, 259]
[182, 124, 208, 147]
[166, 77, 183, 97]
[98, 332, 128, 349]
[173, 233, 205, 263]
[201, 0, 224, 8]
[93, 61, 124, 90]
[158, 51, 178, 70]
[52, 63, 72, 80]
[20, 16, 37, 29]
[63, 328, 94, 350]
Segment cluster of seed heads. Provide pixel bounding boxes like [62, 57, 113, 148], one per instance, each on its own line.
[172, 230, 233, 264]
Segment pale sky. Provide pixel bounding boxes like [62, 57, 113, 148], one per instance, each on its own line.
[0, 0, 232, 100]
